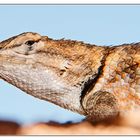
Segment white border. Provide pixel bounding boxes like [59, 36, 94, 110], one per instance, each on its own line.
[1, 136, 140, 140]
[0, 0, 139, 139]
[0, 0, 140, 4]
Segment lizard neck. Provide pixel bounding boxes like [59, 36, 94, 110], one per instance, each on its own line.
[80, 47, 109, 101]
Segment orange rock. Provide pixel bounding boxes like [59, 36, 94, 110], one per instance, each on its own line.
[0, 120, 20, 135]
[17, 120, 140, 135]
[1, 110, 140, 135]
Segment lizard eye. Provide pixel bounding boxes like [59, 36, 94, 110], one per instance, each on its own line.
[25, 40, 35, 46]
[12, 40, 37, 55]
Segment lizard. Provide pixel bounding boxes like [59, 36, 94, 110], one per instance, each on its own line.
[0, 32, 140, 122]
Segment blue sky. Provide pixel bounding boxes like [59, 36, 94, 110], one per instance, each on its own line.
[0, 5, 140, 124]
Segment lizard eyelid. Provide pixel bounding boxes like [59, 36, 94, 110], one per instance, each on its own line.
[25, 40, 35, 46]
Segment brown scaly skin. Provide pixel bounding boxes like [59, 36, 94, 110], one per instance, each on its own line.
[0, 32, 140, 122]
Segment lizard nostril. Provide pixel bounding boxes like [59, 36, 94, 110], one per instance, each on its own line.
[25, 40, 35, 46]
[60, 69, 66, 76]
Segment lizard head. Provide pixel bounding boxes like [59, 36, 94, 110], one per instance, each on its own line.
[0, 32, 105, 115]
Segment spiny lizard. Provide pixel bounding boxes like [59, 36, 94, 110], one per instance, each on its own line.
[0, 32, 140, 122]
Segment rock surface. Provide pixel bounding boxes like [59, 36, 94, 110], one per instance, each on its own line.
[1, 111, 140, 135]
[0, 120, 20, 135]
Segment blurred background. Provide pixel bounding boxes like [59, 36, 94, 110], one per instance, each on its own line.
[0, 5, 140, 125]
